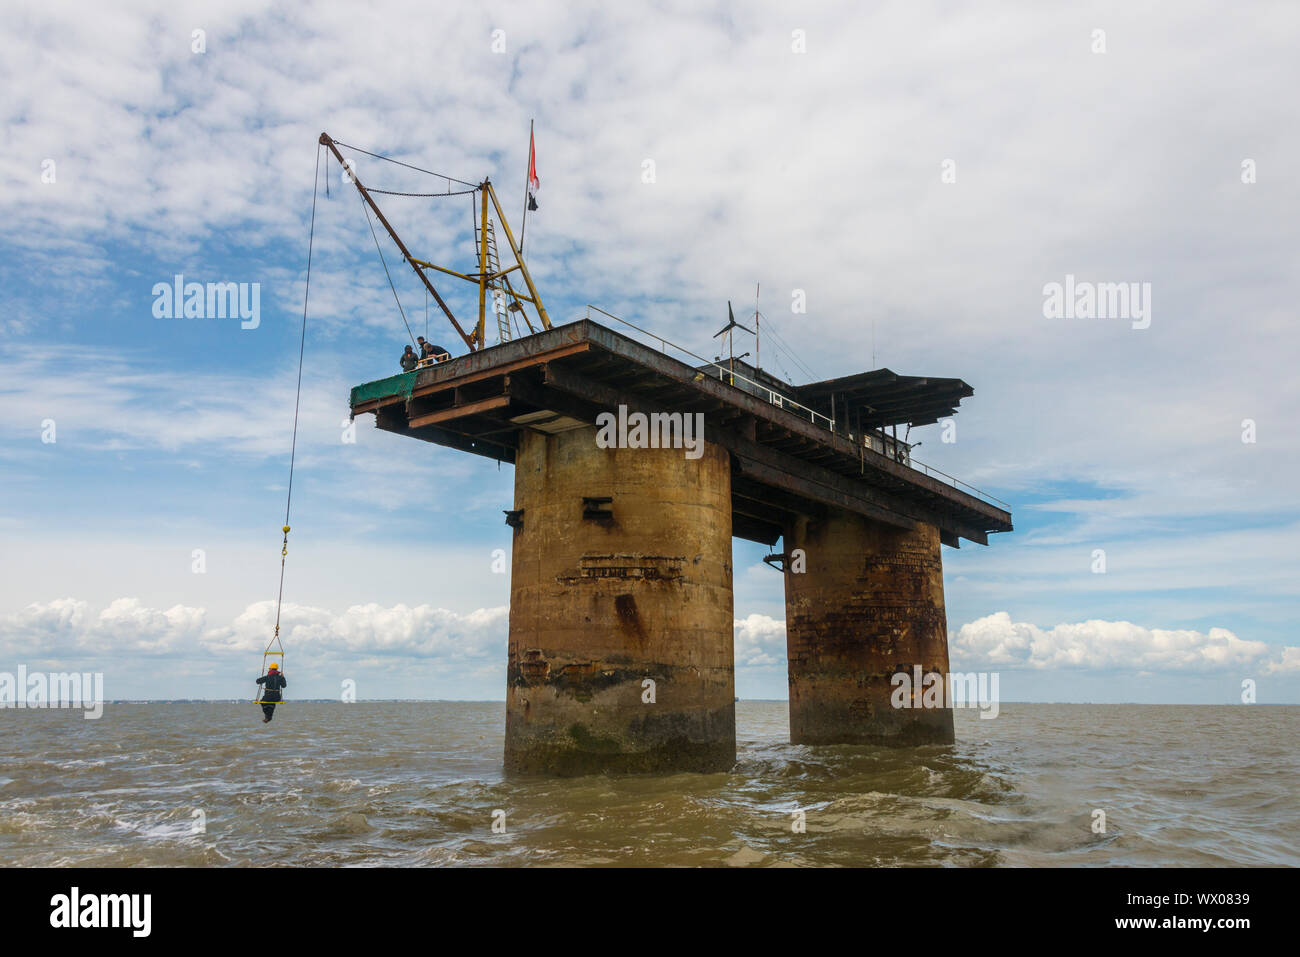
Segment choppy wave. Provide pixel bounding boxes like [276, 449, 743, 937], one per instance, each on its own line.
[0, 702, 1295, 866]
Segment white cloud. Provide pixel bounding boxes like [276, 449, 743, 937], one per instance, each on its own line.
[733, 610, 1300, 678]
[1268, 646, 1300, 675]
[0, 596, 204, 656]
[734, 613, 786, 667]
[5, 597, 1298, 696]
[200, 599, 508, 661]
[950, 611, 1298, 675]
[0, 343, 488, 525]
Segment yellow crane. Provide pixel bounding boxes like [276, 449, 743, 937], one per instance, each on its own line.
[318, 132, 551, 354]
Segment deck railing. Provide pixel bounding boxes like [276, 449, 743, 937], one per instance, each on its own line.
[585, 305, 835, 429]
[582, 305, 1010, 512]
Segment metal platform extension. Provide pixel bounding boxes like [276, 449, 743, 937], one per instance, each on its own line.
[349, 318, 1013, 548]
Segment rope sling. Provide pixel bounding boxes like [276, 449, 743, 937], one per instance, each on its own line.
[256, 137, 492, 705]
[257, 144, 321, 705]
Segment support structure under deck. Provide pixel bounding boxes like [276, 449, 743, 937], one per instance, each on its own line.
[785, 511, 953, 745]
[507, 427, 736, 774]
[350, 318, 1011, 775]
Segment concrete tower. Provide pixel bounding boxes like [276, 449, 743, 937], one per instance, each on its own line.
[350, 320, 1011, 775]
[505, 426, 736, 774]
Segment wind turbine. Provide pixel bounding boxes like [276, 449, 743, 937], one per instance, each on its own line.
[714, 301, 754, 385]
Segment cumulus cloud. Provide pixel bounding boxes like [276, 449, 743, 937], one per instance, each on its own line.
[734, 613, 786, 667]
[0, 596, 510, 665]
[737, 610, 1300, 678]
[200, 599, 508, 660]
[4, 597, 1298, 687]
[950, 611, 1299, 675]
[1268, 646, 1300, 675]
[0, 597, 205, 656]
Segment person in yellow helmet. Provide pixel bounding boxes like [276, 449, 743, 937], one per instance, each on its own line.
[256, 662, 287, 723]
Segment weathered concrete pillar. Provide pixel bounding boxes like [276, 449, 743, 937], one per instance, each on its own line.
[783, 508, 953, 746]
[506, 425, 736, 775]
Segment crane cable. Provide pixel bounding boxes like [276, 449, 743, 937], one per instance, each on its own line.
[358, 191, 419, 348]
[261, 143, 322, 691]
[331, 139, 479, 190]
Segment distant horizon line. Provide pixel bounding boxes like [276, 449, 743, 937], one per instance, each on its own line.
[35, 699, 1295, 706]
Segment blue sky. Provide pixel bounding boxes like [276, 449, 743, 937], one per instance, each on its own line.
[1, 1, 1297, 703]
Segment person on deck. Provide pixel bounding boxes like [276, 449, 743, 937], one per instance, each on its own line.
[419, 338, 449, 362]
[256, 663, 287, 723]
[400, 345, 418, 372]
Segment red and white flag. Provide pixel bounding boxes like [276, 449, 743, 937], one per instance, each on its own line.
[527, 128, 539, 211]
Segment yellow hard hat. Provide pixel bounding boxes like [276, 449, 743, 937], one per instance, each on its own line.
[268, 662, 279, 670]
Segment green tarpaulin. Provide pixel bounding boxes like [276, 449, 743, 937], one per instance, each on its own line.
[349, 371, 417, 407]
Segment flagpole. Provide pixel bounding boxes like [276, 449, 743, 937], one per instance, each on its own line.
[520, 118, 533, 254]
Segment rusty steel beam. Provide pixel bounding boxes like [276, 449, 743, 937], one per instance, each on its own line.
[732, 512, 783, 546]
[728, 456, 916, 532]
[376, 406, 516, 461]
[535, 362, 1004, 541]
[408, 342, 590, 399]
[408, 394, 510, 429]
[351, 393, 407, 416]
[533, 364, 929, 533]
[574, 320, 1011, 528]
[507, 369, 919, 535]
[350, 319, 1010, 541]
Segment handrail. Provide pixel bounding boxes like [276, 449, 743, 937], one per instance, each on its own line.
[585, 305, 835, 430]
[907, 458, 1011, 510]
[581, 305, 1010, 512]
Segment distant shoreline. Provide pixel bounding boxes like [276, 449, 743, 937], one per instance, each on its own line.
[32, 700, 1298, 707]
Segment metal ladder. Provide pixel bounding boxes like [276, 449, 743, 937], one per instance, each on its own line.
[478, 219, 511, 343]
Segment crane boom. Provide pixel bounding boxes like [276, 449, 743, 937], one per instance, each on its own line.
[319, 132, 475, 351]
[317, 131, 552, 354]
